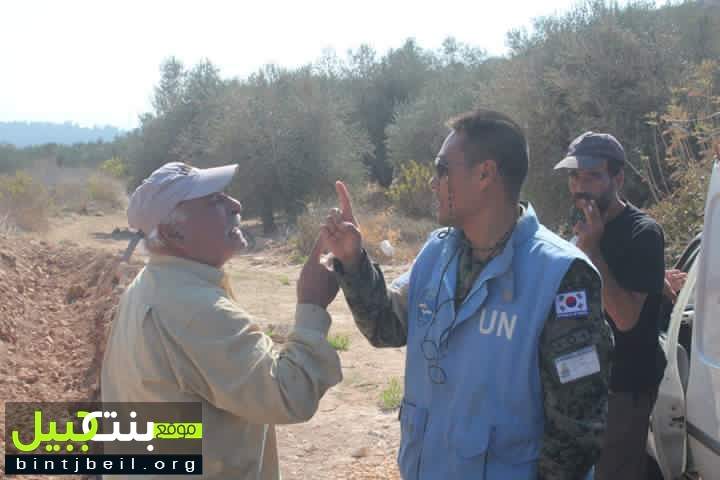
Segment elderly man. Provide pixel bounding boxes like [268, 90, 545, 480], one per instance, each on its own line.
[322, 109, 613, 479]
[101, 162, 342, 479]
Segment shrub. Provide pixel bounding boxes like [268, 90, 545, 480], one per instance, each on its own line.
[328, 333, 350, 351]
[100, 157, 129, 179]
[292, 200, 337, 257]
[51, 181, 91, 213]
[293, 204, 323, 257]
[0, 171, 51, 232]
[379, 377, 403, 411]
[359, 210, 401, 263]
[647, 60, 719, 263]
[387, 160, 434, 218]
[86, 174, 124, 210]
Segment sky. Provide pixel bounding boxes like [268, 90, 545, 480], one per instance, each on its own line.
[0, 0, 649, 130]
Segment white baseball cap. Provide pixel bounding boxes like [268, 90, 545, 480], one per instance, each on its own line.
[122, 162, 238, 260]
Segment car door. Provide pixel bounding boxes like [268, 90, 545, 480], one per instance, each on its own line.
[650, 258, 697, 479]
[686, 159, 720, 477]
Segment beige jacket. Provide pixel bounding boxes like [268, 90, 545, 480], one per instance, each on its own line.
[101, 254, 342, 479]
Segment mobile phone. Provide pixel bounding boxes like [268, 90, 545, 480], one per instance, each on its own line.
[569, 192, 592, 226]
[569, 205, 585, 226]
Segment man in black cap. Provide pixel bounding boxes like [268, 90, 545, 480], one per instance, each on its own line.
[555, 132, 667, 479]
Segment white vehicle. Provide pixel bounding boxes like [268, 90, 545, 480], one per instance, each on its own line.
[648, 158, 720, 479]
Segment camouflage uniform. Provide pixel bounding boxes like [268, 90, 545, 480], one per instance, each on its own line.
[334, 230, 613, 480]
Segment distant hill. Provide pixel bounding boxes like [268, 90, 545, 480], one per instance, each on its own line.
[0, 121, 124, 147]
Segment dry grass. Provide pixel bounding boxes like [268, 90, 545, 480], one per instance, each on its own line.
[0, 213, 17, 236]
[293, 200, 337, 257]
[288, 181, 436, 267]
[383, 211, 435, 263]
[0, 171, 52, 232]
[356, 182, 392, 212]
[356, 208, 435, 264]
[86, 173, 124, 210]
[51, 181, 93, 212]
[0, 167, 126, 236]
[357, 210, 401, 263]
[291, 196, 434, 266]
[49, 173, 126, 216]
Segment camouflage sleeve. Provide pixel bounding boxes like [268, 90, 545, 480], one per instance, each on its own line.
[538, 259, 614, 480]
[332, 249, 409, 348]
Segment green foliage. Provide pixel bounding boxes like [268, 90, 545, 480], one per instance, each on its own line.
[486, 1, 720, 226]
[386, 63, 483, 171]
[379, 377, 403, 411]
[212, 66, 370, 233]
[100, 157, 128, 179]
[0, 144, 22, 174]
[3, 0, 717, 249]
[328, 333, 350, 351]
[344, 40, 435, 186]
[387, 160, 434, 218]
[647, 60, 719, 262]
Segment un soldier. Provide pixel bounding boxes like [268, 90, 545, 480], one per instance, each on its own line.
[317, 109, 613, 479]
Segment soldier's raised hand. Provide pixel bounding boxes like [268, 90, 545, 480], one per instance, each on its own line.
[322, 181, 363, 270]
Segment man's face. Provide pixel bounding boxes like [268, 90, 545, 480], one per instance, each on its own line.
[171, 192, 247, 267]
[430, 131, 488, 226]
[567, 161, 616, 214]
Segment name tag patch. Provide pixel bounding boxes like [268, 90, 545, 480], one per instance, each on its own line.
[555, 290, 588, 318]
[555, 345, 601, 384]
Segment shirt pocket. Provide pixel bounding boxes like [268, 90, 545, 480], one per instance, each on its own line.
[397, 400, 429, 480]
[488, 421, 542, 465]
[450, 416, 491, 477]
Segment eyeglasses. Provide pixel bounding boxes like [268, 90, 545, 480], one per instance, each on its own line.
[434, 156, 449, 179]
[418, 235, 461, 384]
[420, 296, 459, 384]
[422, 334, 449, 384]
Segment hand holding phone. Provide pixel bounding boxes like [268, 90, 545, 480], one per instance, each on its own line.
[569, 205, 586, 227]
[569, 192, 593, 227]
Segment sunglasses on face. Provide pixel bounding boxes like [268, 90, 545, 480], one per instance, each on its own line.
[434, 156, 449, 178]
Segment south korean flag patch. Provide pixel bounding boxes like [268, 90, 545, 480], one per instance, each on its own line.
[555, 290, 589, 318]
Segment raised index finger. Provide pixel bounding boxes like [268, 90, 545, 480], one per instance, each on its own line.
[335, 181, 356, 224]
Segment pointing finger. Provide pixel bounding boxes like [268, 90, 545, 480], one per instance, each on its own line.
[335, 181, 356, 225]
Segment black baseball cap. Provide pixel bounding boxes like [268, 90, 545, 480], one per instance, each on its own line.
[554, 131, 626, 170]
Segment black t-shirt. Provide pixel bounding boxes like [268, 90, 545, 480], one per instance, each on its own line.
[600, 203, 667, 392]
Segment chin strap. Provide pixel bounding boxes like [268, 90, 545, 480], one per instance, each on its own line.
[121, 231, 145, 262]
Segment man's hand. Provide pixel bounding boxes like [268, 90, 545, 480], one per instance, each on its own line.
[574, 199, 605, 258]
[297, 234, 339, 309]
[322, 181, 363, 270]
[663, 268, 688, 303]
